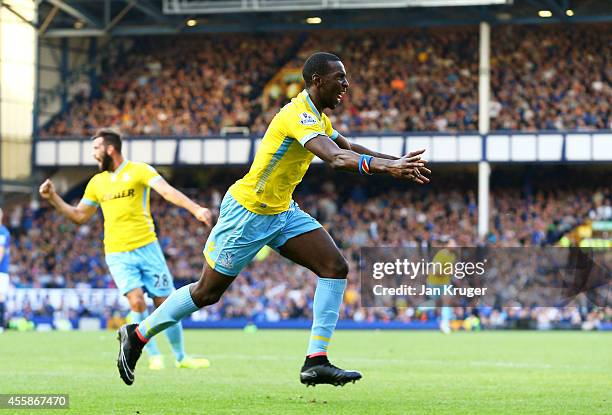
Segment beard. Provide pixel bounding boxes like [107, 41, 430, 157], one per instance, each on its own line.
[99, 153, 113, 172]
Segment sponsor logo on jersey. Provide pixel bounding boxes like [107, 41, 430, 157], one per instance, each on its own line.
[102, 188, 136, 202]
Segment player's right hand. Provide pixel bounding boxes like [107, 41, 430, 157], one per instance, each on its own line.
[39, 179, 56, 199]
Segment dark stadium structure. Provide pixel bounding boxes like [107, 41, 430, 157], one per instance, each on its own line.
[31, 0, 612, 38]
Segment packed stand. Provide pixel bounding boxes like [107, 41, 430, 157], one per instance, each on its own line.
[5, 169, 611, 328]
[254, 24, 612, 134]
[41, 34, 297, 137]
[42, 24, 611, 138]
[489, 24, 611, 131]
[254, 27, 480, 134]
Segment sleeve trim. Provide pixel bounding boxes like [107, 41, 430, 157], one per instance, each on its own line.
[148, 176, 162, 186]
[81, 198, 98, 207]
[330, 129, 339, 140]
[299, 132, 327, 146]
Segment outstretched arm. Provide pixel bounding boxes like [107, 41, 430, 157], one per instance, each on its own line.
[150, 178, 212, 226]
[334, 133, 430, 183]
[305, 135, 430, 183]
[39, 179, 97, 225]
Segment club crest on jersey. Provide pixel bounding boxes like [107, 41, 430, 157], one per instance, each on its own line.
[218, 251, 234, 268]
[299, 112, 318, 126]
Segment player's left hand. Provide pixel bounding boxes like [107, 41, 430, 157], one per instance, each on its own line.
[194, 207, 213, 226]
[403, 149, 431, 184]
[410, 166, 431, 184]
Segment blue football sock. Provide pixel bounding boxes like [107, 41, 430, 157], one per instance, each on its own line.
[127, 310, 161, 357]
[306, 277, 347, 356]
[138, 284, 199, 341]
[163, 323, 185, 362]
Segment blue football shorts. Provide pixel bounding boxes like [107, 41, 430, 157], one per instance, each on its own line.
[204, 192, 322, 276]
[105, 240, 174, 297]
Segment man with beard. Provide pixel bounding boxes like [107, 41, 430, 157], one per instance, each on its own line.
[39, 129, 212, 371]
[117, 52, 431, 387]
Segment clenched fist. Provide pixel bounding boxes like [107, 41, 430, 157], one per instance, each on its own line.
[194, 206, 213, 226]
[39, 179, 56, 199]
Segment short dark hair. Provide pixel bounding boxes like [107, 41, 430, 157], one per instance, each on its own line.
[92, 128, 122, 154]
[302, 52, 341, 87]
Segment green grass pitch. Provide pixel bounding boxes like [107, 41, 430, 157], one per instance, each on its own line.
[1, 330, 610, 414]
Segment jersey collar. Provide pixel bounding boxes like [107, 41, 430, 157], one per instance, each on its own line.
[302, 89, 321, 121]
[110, 158, 128, 177]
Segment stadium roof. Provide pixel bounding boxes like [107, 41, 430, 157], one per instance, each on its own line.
[9, 0, 612, 37]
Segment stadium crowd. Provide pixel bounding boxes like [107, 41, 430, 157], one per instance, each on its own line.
[255, 27, 480, 133]
[489, 24, 611, 131]
[42, 24, 610, 137]
[41, 33, 297, 137]
[4, 170, 611, 328]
